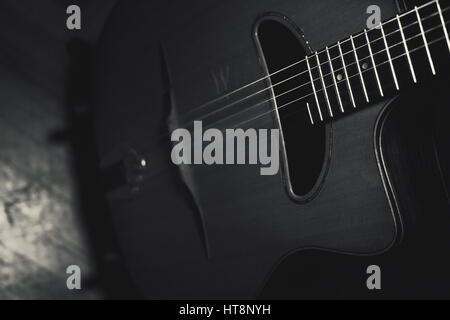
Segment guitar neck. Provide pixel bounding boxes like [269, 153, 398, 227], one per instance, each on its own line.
[301, 0, 450, 124]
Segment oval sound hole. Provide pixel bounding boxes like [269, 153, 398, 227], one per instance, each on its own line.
[257, 18, 328, 199]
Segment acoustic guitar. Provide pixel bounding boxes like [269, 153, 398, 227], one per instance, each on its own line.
[92, 0, 450, 298]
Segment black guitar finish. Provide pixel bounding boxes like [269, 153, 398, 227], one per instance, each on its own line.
[92, 0, 450, 298]
[262, 82, 450, 298]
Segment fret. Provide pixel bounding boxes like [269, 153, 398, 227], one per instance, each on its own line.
[337, 41, 356, 108]
[326, 46, 344, 113]
[396, 14, 417, 83]
[315, 52, 333, 117]
[305, 55, 323, 121]
[294, 0, 450, 126]
[436, 0, 450, 51]
[306, 102, 314, 125]
[350, 35, 369, 103]
[364, 29, 384, 96]
[415, 6, 436, 75]
[380, 23, 400, 90]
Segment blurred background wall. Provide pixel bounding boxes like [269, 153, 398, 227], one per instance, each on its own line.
[0, 0, 134, 299]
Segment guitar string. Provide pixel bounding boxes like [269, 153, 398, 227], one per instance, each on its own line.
[204, 17, 449, 129]
[128, 29, 448, 173]
[133, 14, 448, 156]
[180, 0, 442, 119]
[129, 35, 448, 184]
[235, 34, 448, 128]
[211, 21, 449, 129]
[179, 6, 448, 126]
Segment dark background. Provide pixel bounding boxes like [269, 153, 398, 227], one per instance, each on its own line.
[0, 0, 129, 299]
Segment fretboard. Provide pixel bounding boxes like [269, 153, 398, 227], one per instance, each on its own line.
[276, 0, 450, 124]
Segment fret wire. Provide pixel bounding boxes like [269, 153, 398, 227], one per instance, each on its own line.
[350, 35, 370, 103]
[267, 15, 444, 112]
[232, 34, 447, 130]
[315, 52, 333, 117]
[380, 23, 400, 90]
[236, 21, 447, 128]
[436, 0, 450, 51]
[277, 23, 448, 122]
[270, 36, 446, 126]
[306, 102, 314, 124]
[305, 56, 323, 121]
[397, 14, 417, 83]
[262, 6, 442, 96]
[326, 46, 344, 113]
[416, 6, 436, 75]
[364, 29, 384, 96]
[337, 41, 356, 108]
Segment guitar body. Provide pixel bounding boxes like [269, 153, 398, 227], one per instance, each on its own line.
[92, 0, 450, 298]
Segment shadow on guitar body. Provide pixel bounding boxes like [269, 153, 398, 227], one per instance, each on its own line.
[261, 77, 450, 299]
